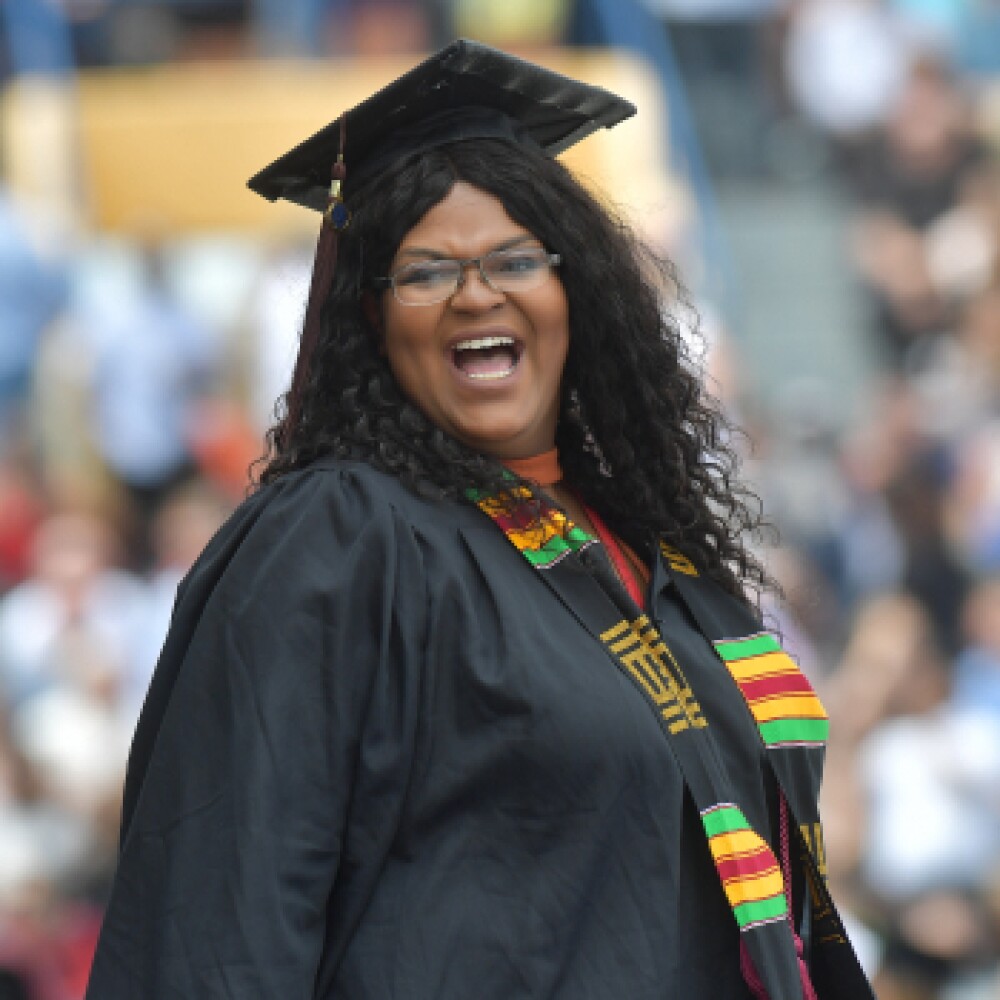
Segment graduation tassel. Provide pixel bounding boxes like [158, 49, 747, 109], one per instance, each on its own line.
[281, 116, 350, 451]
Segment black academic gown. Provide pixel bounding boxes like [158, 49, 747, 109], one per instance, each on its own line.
[85, 459, 868, 999]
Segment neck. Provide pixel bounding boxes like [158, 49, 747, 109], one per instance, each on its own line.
[501, 447, 562, 487]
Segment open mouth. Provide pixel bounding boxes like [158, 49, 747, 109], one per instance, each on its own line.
[451, 335, 522, 381]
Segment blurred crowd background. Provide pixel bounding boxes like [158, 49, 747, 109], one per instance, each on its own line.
[2, 0, 1000, 998]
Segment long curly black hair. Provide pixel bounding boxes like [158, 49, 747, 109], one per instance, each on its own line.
[257, 138, 771, 600]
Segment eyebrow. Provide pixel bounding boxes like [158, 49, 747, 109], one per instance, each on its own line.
[394, 234, 539, 261]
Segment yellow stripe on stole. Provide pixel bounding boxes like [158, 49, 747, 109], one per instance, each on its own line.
[750, 694, 828, 723]
[725, 651, 799, 681]
[707, 829, 764, 859]
[722, 869, 786, 907]
[506, 522, 564, 551]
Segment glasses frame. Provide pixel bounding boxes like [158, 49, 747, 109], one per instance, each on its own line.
[371, 247, 562, 306]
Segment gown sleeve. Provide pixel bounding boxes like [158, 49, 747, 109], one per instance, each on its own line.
[85, 465, 428, 999]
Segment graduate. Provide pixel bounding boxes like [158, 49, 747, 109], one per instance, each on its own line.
[86, 40, 877, 999]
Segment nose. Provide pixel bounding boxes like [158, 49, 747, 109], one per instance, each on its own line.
[450, 259, 503, 308]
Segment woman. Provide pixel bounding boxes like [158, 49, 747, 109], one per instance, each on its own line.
[86, 41, 875, 999]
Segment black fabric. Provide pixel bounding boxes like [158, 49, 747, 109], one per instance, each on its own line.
[86, 459, 829, 998]
[247, 39, 636, 212]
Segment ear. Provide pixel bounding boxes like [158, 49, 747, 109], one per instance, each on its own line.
[361, 290, 385, 353]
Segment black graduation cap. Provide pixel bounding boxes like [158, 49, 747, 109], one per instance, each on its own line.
[247, 38, 637, 212]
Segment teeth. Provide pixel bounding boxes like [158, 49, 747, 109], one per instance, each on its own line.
[453, 335, 515, 351]
[468, 368, 515, 380]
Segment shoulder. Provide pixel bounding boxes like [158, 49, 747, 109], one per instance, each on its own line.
[197, 459, 429, 561]
[178, 458, 476, 606]
[246, 456, 459, 527]
[257, 456, 490, 542]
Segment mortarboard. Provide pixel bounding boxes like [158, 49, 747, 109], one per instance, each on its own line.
[249, 39, 635, 447]
[248, 38, 636, 214]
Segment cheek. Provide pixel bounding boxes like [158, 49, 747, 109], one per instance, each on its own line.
[381, 308, 443, 402]
[383, 304, 428, 361]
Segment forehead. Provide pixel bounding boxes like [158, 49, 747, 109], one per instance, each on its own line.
[394, 182, 534, 256]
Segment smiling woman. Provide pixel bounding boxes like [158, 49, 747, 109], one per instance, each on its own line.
[85, 40, 876, 1000]
[379, 182, 569, 459]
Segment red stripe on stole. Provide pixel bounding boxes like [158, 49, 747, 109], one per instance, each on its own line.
[490, 511, 519, 533]
[738, 672, 814, 702]
[715, 849, 779, 883]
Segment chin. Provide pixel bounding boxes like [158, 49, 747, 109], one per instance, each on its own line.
[444, 404, 555, 458]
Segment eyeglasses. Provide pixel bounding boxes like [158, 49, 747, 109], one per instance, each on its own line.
[372, 246, 561, 306]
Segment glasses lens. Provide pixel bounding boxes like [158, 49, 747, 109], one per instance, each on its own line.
[393, 260, 461, 304]
[483, 248, 552, 292]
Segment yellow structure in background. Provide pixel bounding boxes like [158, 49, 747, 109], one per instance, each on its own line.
[451, 0, 572, 48]
[1, 50, 683, 242]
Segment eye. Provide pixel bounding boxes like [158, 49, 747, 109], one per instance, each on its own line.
[394, 260, 457, 288]
[488, 249, 547, 277]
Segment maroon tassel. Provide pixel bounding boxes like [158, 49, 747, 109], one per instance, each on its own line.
[738, 794, 820, 1000]
[281, 117, 349, 450]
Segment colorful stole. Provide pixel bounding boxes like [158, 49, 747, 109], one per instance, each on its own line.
[473, 486, 595, 568]
[660, 556, 868, 997]
[471, 485, 874, 1000]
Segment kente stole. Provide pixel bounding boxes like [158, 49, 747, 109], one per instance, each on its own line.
[471, 483, 873, 1000]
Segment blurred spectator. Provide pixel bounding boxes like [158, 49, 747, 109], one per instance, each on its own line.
[848, 54, 992, 369]
[348, 0, 430, 54]
[880, 444, 971, 655]
[0, 507, 148, 725]
[0, 183, 68, 439]
[923, 167, 1000, 334]
[129, 480, 230, 720]
[952, 574, 1000, 719]
[751, 379, 856, 643]
[818, 591, 996, 997]
[882, 273, 1000, 582]
[783, 0, 909, 157]
[818, 592, 944, 984]
[855, 591, 1000, 998]
[0, 450, 45, 593]
[255, 0, 428, 56]
[244, 239, 311, 435]
[861, 388, 970, 650]
[252, 0, 347, 55]
[0, 506, 145, 990]
[944, 420, 1000, 576]
[0, 705, 104, 1000]
[186, 393, 264, 502]
[640, 0, 784, 175]
[911, 275, 1000, 438]
[824, 591, 945, 747]
[70, 241, 223, 568]
[99, 4, 184, 65]
[759, 545, 831, 679]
